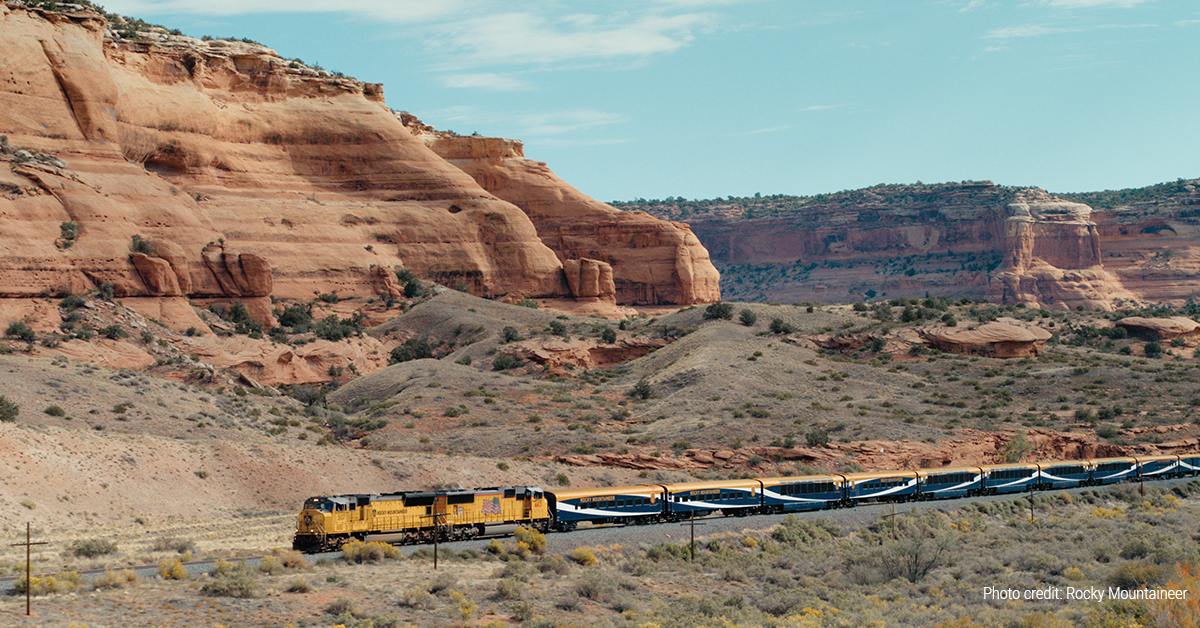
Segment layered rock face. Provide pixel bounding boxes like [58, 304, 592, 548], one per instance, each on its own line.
[637, 180, 1200, 310]
[987, 190, 1138, 309]
[421, 132, 720, 305]
[0, 4, 714, 319]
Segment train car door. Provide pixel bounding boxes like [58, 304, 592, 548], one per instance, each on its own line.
[434, 495, 448, 528]
[522, 490, 533, 520]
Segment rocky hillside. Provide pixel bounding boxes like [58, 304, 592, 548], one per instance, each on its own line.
[0, 0, 719, 327]
[622, 179, 1200, 310]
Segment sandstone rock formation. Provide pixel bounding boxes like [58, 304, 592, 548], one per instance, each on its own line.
[0, 3, 715, 329]
[418, 131, 720, 306]
[919, 322, 1052, 358]
[987, 190, 1138, 309]
[1115, 316, 1200, 340]
[513, 335, 668, 370]
[632, 180, 1200, 310]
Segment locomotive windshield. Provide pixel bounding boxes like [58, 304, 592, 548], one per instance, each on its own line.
[303, 497, 338, 512]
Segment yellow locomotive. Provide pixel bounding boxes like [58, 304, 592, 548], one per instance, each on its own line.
[293, 486, 549, 552]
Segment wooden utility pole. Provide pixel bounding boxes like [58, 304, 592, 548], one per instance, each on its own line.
[880, 503, 899, 540]
[421, 513, 446, 570]
[678, 517, 706, 561]
[11, 523, 48, 616]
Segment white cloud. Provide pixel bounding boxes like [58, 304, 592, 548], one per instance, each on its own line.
[439, 73, 532, 91]
[433, 11, 712, 68]
[514, 110, 624, 137]
[959, 0, 986, 12]
[983, 24, 1075, 38]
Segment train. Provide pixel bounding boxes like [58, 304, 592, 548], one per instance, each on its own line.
[292, 453, 1198, 552]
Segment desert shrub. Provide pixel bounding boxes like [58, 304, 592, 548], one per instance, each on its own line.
[400, 588, 437, 609]
[152, 537, 195, 554]
[537, 555, 571, 575]
[59, 221, 78, 247]
[769, 318, 796, 334]
[500, 326, 520, 343]
[94, 569, 138, 590]
[100, 324, 128, 340]
[97, 282, 114, 301]
[513, 527, 547, 555]
[601, 327, 618, 343]
[574, 570, 616, 602]
[739, 309, 758, 326]
[646, 542, 691, 562]
[870, 510, 954, 583]
[43, 405, 65, 417]
[428, 573, 457, 595]
[312, 313, 363, 341]
[130, 234, 154, 255]
[272, 548, 309, 570]
[389, 336, 439, 364]
[628, 377, 657, 400]
[1002, 431, 1032, 463]
[0, 396, 18, 422]
[771, 516, 840, 546]
[60, 294, 85, 310]
[257, 555, 284, 575]
[486, 539, 505, 555]
[342, 540, 400, 563]
[492, 353, 522, 370]
[569, 547, 598, 566]
[806, 429, 830, 447]
[201, 571, 259, 598]
[401, 278, 424, 298]
[495, 578, 523, 600]
[1144, 341, 1163, 358]
[275, 304, 313, 329]
[14, 572, 82, 596]
[6, 320, 35, 342]
[284, 578, 312, 593]
[69, 538, 118, 558]
[704, 302, 734, 320]
[325, 596, 356, 616]
[158, 558, 187, 580]
[1109, 562, 1169, 590]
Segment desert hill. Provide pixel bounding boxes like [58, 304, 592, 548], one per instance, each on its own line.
[621, 179, 1200, 310]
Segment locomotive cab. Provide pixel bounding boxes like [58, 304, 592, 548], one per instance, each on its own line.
[293, 496, 339, 551]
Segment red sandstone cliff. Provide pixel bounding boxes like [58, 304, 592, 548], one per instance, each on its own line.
[632, 180, 1200, 310]
[417, 130, 720, 306]
[0, 3, 716, 316]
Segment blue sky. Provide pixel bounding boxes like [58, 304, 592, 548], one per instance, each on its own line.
[103, 0, 1199, 202]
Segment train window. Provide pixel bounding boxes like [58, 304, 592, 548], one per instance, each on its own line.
[504, 489, 516, 498]
[617, 499, 624, 508]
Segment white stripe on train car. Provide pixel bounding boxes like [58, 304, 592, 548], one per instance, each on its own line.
[764, 492, 834, 504]
[1141, 461, 1179, 476]
[853, 480, 915, 498]
[924, 477, 980, 493]
[991, 477, 1037, 489]
[555, 503, 659, 517]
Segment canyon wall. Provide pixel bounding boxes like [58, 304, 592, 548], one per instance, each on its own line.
[637, 181, 1200, 310]
[420, 132, 720, 306]
[0, 3, 717, 318]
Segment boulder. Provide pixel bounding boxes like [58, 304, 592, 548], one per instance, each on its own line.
[1115, 316, 1200, 340]
[920, 322, 1052, 358]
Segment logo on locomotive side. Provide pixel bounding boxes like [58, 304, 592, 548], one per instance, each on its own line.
[482, 497, 501, 516]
